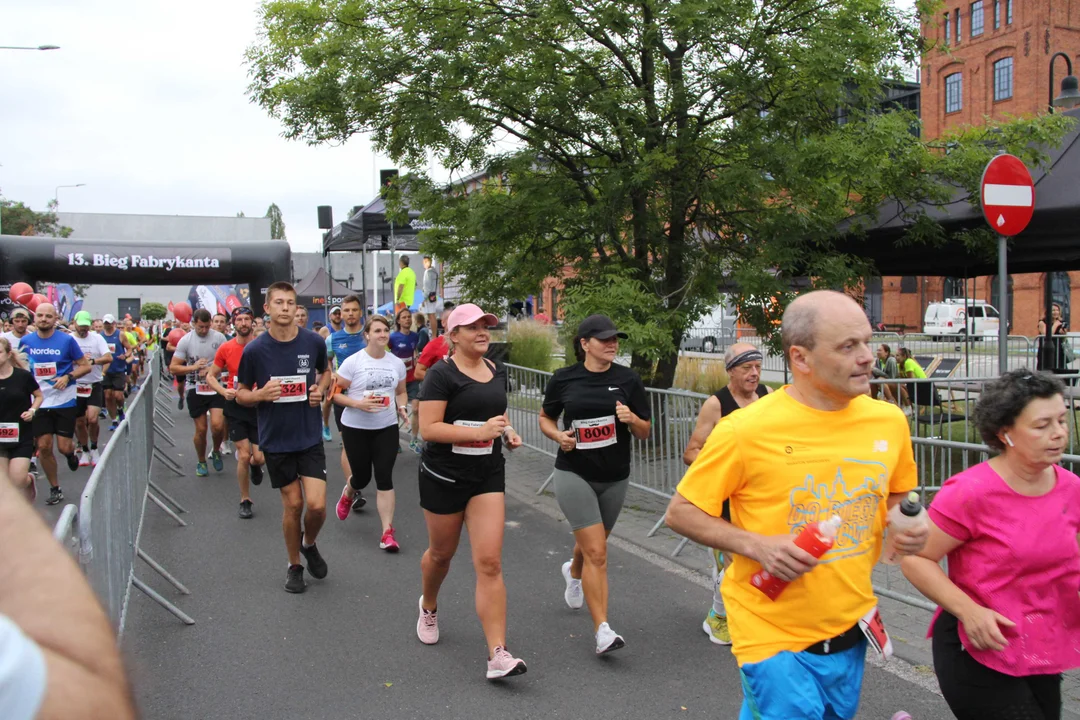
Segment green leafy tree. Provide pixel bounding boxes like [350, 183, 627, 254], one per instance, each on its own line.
[141, 302, 168, 321]
[265, 203, 287, 240]
[247, 0, 1073, 386]
[1, 196, 73, 238]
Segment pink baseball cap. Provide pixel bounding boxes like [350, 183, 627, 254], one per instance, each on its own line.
[446, 303, 498, 332]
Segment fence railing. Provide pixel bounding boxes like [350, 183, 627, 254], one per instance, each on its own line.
[51, 352, 195, 636]
[507, 363, 1080, 612]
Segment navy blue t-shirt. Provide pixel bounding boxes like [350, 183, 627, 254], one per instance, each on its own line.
[237, 327, 328, 453]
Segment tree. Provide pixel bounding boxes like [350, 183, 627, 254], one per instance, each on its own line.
[236, 211, 246, 218]
[247, 0, 1073, 386]
[141, 302, 168, 321]
[1, 196, 73, 238]
[265, 203, 287, 240]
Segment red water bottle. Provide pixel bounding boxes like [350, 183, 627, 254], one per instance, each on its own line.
[750, 515, 842, 601]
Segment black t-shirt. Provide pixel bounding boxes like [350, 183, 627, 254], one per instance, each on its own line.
[418, 358, 507, 483]
[0, 368, 39, 447]
[542, 362, 651, 483]
[237, 328, 328, 454]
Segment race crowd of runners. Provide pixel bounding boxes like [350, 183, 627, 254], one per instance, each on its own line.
[3, 284, 1079, 719]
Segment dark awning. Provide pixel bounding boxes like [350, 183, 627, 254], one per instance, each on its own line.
[323, 196, 424, 254]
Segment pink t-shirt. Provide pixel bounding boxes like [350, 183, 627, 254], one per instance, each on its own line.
[928, 461, 1080, 676]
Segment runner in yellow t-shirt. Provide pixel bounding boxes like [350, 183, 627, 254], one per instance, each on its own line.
[666, 291, 928, 720]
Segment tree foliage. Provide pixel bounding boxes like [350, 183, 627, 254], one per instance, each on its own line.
[265, 202, 287, 240]
[247, 0, 1073, 385]
[141, 302, 168, 321]
[1, 196, 73, 238]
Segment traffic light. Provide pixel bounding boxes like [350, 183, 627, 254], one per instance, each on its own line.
[379, 169, 398, 192]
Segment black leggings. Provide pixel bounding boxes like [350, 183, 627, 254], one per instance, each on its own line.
[341, 424, 399, 492]
[933, 610, 1061, 720]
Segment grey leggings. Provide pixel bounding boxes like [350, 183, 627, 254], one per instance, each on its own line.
[552, 468, 630, 531]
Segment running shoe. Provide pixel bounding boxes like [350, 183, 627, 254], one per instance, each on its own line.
[210, 451, 224, 472]
[90, 448, 101, 466]
[703, 609, 732, 645]
[220, 441, 232, 456]
[78, 451, 91, 467]
[300, 542, 328, 579]
[238, 500, 253, 519]
[595, 622, 625, 655]
[486, 647, 527, 679]
[65, 453, 80, 472]
[196, 461, 209, 477]
[98, 408, 107, 419]
[109, 420, 119, 431]
[322, 425, 332, 442]
[335, 486, 353, 521]
[409, 438, 422, 455]
[380, 526, 400, 552]
[397, 444, 402, 455]
[562, 561, 584, 610]
[118, 407, 126, 421]
[891, 714, 913, 720]
[416, 596, 439, 645]
[351, 487, 366, 511]
[46, 486, 63, 506]
[284, 564, 306, 593]
[250, 463, 263, 486]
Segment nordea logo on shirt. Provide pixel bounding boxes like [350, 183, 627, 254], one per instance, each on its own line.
[29, 347, 63, 357]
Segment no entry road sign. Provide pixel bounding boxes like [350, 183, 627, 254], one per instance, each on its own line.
[980, 154, 1035, 237]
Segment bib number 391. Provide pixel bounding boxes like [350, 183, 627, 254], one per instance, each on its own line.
[272, 375, 308, 403]
[572, 415, 617, 450]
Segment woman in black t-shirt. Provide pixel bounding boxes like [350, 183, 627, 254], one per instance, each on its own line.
[415, 303, 527, 680]
[539, 314, 651, 655]
[0, 337, 43, 501]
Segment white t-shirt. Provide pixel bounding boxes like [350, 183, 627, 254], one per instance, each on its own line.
[336, 349, 406, 430]
[0, 331, 25, 350]
[0, 613, 46, 720]
[73, 332, 110, 385]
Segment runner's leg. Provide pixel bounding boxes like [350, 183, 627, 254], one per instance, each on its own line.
[280, 480, 304, 566]
[235, 438, 252, 502]
[299, 475, 327, 548]
[371, 425, 398, 533]
[420, 510, 464, 611]
[192, 414, 209, 463]
[574, 523, 611, 630]
[209, 408, 225, 455]
[36, 433, 58, 489]
[464, 492, 508, 656]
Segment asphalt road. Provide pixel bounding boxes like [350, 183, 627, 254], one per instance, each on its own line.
[120, 400, 955, 720]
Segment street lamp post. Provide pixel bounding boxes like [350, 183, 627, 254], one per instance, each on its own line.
[1050, 52, 1080, 111]
[54, 184, 86, 206]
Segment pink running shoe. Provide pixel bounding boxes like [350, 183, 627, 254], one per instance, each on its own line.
[891, 714, 913, 720]
[335, 486, 352, 521]
[380, 526, 400, 552]
[486, 646, 527, 679]
[416, 596, 439, 645]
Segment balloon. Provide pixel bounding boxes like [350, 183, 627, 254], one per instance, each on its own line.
[172, 302, 192, 323]
[10, 282, 33, 305]
[167, 328, 186, 347]
[25, 294, 48, 313]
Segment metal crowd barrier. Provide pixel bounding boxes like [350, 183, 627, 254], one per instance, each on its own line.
[50, 352, 194, 636]
[507, 363, 1080, 612]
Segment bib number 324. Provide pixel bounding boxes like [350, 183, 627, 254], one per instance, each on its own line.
[271, 375, 308, 403]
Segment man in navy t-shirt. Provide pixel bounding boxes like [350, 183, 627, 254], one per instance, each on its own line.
[20, 303, 91, 505]
[237, 282, 331, 594]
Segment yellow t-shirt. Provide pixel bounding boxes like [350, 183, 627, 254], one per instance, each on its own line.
[676, 388, 917, 666]
[394, 267, 416, 305]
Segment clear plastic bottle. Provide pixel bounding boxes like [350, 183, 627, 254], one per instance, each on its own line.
[883, 491, 926, 565]
[750, 515, 842, 601]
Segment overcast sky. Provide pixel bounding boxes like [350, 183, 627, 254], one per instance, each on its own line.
[3, 0, 412, 254]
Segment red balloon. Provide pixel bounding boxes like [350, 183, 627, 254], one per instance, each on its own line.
[172, 302, 192, 323]
[9, 282, 33, 306]
[167, 328, 186, 347]
[25, 294, 48, 313]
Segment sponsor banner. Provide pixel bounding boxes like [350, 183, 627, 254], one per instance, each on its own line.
[54, 245, 233, 281]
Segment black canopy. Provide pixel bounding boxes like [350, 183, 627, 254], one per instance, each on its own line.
[831, 108, 1080, 278]
[293, 266, 354, 308]
[323, 196, 424, 254]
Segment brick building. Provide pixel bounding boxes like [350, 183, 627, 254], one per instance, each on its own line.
[876, 0, 1080, 333]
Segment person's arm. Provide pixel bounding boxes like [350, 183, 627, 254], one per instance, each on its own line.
[168, 337, 196, 376]
[414, 360, 430, 381]
[682, 397, 723, 466]
[539, 409, 576, 452]
[395, 379, 410, 426]
[418, 400, 506, 444]
[21, 388, 44, 421]
[205, 363, 235, 401]
[618, 378, 652, 440]
[0, 480, 136, 719]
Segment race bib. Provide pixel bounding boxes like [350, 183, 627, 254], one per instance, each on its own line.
[35, 362, 58, 381]
[572, 415, 617, 450]
[858, 605, 893, 661]
[230, 375, 238, 391]
[402, 356, 415, 371]
[272, 374, 308, 403]
[76, 384, 93, 398]
[0, 423, 18, 443]
[107, 343, 117, 353]
[363, 389, 393, 408]
[452, 419, 494, 455]
[195, 380, 215, 396]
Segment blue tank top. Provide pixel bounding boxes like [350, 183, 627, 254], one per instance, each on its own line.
[101, 330, 127, 373]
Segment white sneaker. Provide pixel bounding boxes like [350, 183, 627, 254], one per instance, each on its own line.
[221, 440, 233, 456]
[595, 622, 625, 655]
[90, 448, 102, 466]
[77, 451, 91, 467]
[562, 561, 584, 610]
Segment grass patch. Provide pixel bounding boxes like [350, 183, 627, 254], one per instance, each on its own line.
[507, 320, 559, 372]
[673, 356, 728, 394]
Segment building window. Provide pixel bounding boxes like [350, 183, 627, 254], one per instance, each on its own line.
[970, 1, 984, 36]
[944, 12, 951, 45]
[1006, 0, 1012, 24]
[955, 8, 962, 42]
[993, 57, 1013, 100]
[943, 276, 965, 299]
[945, 72, 963, 113]
[993, 0, 1000, 28]
[901, 276, 918, 294]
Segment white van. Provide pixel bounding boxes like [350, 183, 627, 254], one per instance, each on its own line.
[923, 299, 1001, 338]
[681, 296, 738, 353]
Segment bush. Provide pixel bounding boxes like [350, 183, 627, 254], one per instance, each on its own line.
[673, 356, 728, 395]
[141, 302, 168, 321]
[508, 319, 558, 372]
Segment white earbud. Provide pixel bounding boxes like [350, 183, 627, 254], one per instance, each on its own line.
[1004, 433, 1015, 447]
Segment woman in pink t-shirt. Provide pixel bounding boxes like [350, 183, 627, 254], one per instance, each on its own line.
[902, 369, 1080, 720]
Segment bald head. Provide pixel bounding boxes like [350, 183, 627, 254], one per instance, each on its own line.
[724, 342, 758, 367]
[35, 303, 59, 332]
[782, 291, 862, 358]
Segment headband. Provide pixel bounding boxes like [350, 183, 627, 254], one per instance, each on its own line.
[726, 349, 763, 372]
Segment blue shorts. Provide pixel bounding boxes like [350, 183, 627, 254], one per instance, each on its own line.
[739, 637, 866, 720]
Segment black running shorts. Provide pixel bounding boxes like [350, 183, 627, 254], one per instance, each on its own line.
[265, 443, 326, 489]
[418, 462, 505, 515]
[33, 406, 78, 439]
[102, 372, 127, 392]
[75, 383, 105, 414]
[187, 390, 225, 419]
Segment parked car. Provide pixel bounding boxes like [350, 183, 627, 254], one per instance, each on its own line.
[680, 298, 738, 353]
[923, 299, 1001, 339]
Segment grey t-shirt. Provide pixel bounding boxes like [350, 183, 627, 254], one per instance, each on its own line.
[173, 329, 226, 389]
[422, 267, 439, 294]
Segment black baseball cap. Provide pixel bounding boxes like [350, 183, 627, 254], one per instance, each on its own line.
[577, 314, 627, 340]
